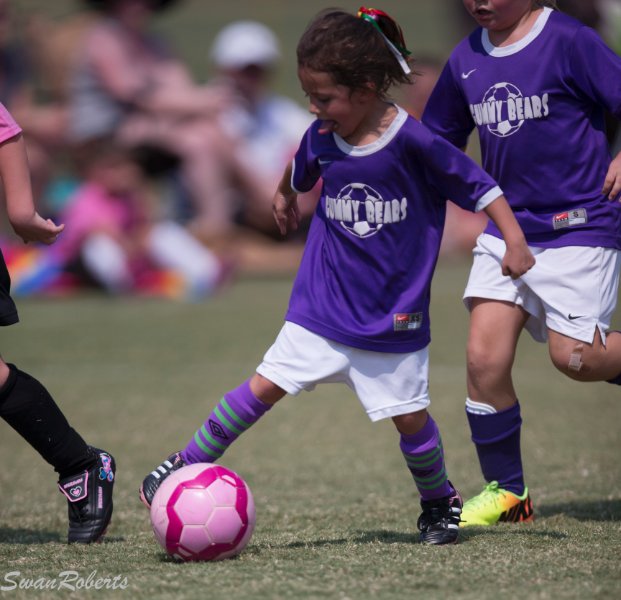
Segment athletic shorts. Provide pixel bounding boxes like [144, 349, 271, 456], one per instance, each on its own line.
[0, 249, 18, 327]
[256, 321, 430, 421]
[464, 233, 621, 344]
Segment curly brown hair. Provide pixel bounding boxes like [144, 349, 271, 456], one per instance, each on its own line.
[296, 8, 413, 99]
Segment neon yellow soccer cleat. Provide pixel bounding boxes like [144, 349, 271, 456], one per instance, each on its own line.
[460, 481, 534, 527]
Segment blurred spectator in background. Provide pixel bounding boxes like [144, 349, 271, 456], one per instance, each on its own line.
[0, 0, 68, 206]
[67, 2, 314, 275]
[9, 137, 228, 299]
[207, 20, 315, 239]
[68, 0, 241, 242]
[58, 137, 228, 298]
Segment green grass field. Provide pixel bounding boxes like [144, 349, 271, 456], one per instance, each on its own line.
[0, 261, 619, 599]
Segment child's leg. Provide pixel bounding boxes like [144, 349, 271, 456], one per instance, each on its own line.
[460, 298, 534, 526]
[394, 410, 462, 544]
[0, 360, 115, 543]
[465, 399, 525, 495]
[0, 361, 95, 477]
[462, 398, 535, 525]
[183, 374, 284, 463]
[466, 297, 528, 494]
[548, 328, 621, 383]
[140, 373, 284, 507]
[539, 246, 621, 384]
[394, 410, 453, 501]
[467, 298, 528, 410]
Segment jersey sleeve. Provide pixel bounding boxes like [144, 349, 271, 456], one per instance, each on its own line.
[291, 126, 321, 193]
[0, 103, 22, 145]
[422, 61, 474, 149]
[421, 131, 502, 212]
[568, 26, 621, 118]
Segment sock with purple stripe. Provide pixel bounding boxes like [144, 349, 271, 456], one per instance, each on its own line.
[466, 401, 525, 496]
[182, 379, 272, 464]
[400, 414, 453, 501]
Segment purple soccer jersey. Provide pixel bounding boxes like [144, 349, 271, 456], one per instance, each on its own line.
[423, 8, 621, 250]
[286, 106, 502, 353]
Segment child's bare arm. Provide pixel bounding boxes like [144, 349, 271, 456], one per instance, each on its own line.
[483, 195, 535, 279]
[602, 150, 621, 201]
[272, 161, 300, 236]
[0, 134, 64, 245]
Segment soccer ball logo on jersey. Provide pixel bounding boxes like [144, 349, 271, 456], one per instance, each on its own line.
[470, 82, 549, 138]
[325, 182, 407, 239]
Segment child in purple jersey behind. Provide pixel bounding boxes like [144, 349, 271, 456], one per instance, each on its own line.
[140, 6, 534, 545]
[423, 0, 621, 527]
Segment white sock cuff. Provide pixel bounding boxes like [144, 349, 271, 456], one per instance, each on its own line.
[465, 397, 498, 415]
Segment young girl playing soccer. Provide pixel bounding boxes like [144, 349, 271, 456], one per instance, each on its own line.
[423, 0, 621, 526]
[0, 102, 115, 543]
[140, 6, 534, 545]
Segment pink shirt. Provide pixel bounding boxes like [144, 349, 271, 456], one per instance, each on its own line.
[57, 182, 144, 261]
[0, 102, 22, 144]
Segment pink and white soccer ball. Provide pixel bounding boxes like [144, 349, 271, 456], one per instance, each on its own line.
[150, 463, 255, 561]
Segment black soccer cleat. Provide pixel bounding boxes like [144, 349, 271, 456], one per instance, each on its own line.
[58, 447, 115, 544]
[139, 451, 186, 508]
[417, 483, 462, 545]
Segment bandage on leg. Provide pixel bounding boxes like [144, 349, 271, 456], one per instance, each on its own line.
[568, 343, 584, 372]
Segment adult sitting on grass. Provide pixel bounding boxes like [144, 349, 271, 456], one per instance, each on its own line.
[68, 0, 239, 240]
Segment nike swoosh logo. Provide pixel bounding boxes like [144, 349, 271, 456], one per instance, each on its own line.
[461, 69, 477, 79]
[568, 314, 584, 320]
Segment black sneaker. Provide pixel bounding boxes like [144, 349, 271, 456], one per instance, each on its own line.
[139, 451, 186, 508]
[57, 447, 115, 544]
[417, 484, 462, 545]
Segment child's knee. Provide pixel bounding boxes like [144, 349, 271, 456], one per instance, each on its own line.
[466, 339, 504, 380]
[249, 373, 287, 404]
[392, 409, 428, 435]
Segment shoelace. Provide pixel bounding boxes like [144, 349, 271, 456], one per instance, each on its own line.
[463, 481, 506, 510]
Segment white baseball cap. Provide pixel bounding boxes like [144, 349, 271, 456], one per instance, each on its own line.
[210, 21, 280, 69]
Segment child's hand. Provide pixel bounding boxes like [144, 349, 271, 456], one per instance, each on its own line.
[602, 151, 621, 200]
[501, 240, 535, 279]
[12, 212, 65, 245]
[273, 189, 300, 236]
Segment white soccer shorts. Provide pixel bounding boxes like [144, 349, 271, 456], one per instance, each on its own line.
[256, 321, 430, 421]
[464, 233, 621, 343]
